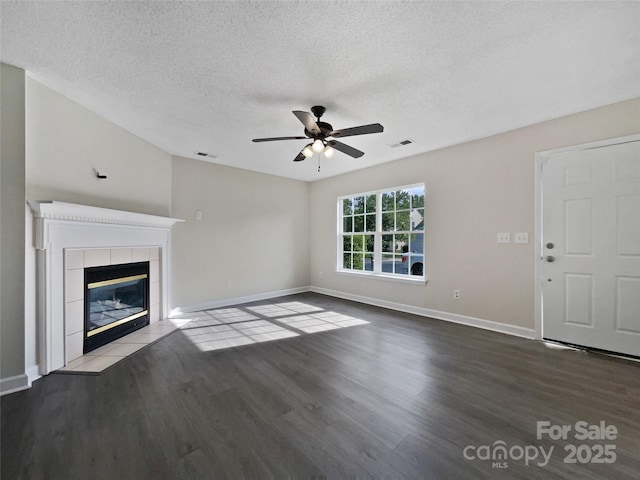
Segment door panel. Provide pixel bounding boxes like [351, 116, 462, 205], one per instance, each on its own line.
[564, 273, 593, 327]
[565, 198, 593, 255]
[617, 194, 640, 255]
[615, 276, 640, 333]
[542, 140, 640, 357]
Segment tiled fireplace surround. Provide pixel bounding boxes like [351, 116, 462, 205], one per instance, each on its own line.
[29, 201, 182, 375]
[64, 246, 161, 363]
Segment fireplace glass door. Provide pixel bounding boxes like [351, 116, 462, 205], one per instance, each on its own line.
[84, 261, 150, 353]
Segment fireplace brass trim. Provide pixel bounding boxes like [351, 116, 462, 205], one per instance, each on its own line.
[86, 310, 148, 337]
[87, 273, 148, 289]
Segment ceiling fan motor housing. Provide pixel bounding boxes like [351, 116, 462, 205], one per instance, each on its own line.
[305, 121, 333, 139]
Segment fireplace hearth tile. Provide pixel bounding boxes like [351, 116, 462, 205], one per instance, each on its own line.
[69, 355, 123, 373]
[101, 342, 147, 356]
[55, 320, 186, 375]
[84, 343, 118, 356]
[112, 332, 168, 344]
[146, 322, 181, 333]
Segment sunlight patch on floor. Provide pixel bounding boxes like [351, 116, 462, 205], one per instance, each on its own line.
[175, 301, 369, 352]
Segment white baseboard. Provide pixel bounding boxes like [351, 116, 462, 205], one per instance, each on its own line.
[27, 365, 41, 385]
[309, 286, 537, 340]
[0, 373, 30, 396]
[172, 285, 536, 340]
[171, 286, 311, 314]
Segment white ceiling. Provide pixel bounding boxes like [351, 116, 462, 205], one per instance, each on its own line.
[2, 1, 639, 182]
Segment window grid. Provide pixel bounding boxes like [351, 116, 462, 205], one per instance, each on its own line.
[339, 184, 425, 278]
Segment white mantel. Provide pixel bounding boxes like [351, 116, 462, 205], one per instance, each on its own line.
[28, 201, 183, 374]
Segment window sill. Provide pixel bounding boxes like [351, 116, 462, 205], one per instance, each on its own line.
[336, 269, 428, 285]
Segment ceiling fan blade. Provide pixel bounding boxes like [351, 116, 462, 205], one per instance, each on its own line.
[292, 110, 321, 135]
[293, 152, 305, 162]
[328, 140, 365, 158]
[329, 123, 384, 138]
[252, 136, 307, 142]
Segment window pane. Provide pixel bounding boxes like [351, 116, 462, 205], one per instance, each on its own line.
[353, 235, 365, 252]
[381, 212, 394, 232]
[396, 189, 410, 210]
[381, 191, 394, 211]
[343, 198, 353, 215]
[381, 254, 394, 273]
[410, 232, 424, 254]
[365, 195, 376, 213]
[409, 255, 424, 276]
[366, 235, 374, 252]
[365, 214, 376, 232]
[343, 235, 352, 252]
[343, 216, 352, 233]
[353, 253, 364, 270]
[353, 196, 365, 215]
[395, 234, 408, 252]
[382, 234, 394, 253]
[411, 208, 424, 230]
[396, 210, 410, 231]
[354, 215, 364, 232]
[364, 254, 374, 271]
[343, 253, 352, 269]
[411, 186, 425, 208]
[394, 255, 408, 275]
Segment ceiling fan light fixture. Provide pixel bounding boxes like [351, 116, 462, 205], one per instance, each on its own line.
[302, 144, 314, 158]
[324, 146, 335, 158]
[312, 139, 324, 153]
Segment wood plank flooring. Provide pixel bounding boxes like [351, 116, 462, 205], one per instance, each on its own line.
[2, 292, 639, 479]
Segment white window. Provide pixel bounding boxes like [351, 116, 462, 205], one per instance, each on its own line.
[338, 184, 425, 280]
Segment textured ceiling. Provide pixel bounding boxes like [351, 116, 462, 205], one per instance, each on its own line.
[2, 1, 639, 182]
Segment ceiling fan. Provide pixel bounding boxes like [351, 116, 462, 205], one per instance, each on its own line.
[252, 106, 384, 162]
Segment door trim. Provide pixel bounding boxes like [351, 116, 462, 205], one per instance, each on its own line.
[534, 134, 640, 341]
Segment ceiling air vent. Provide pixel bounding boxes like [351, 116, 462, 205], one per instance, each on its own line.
[194, 151, 217, 159]
[389, 139, 415, 149]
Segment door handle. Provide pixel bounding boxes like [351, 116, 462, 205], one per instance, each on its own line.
[545, 256, 555, 262]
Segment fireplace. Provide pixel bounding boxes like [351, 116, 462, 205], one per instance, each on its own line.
[84, 261, 150, 353]
[28, 200, 183, 375]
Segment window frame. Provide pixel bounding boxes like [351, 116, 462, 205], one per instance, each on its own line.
[337, 183, 426, 284]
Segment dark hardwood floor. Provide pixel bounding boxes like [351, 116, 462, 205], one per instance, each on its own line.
[2, 292, 639, 479]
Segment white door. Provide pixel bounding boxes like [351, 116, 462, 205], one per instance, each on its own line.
[542, 140, 640, 357]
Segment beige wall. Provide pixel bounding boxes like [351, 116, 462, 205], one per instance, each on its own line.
[1, 64, 26, 384]
[171, 156, 310, 309]
[26, 78, 172, 216]
[309, 98, 640, 329]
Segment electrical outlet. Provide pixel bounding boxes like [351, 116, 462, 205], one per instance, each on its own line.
[497, 232, 511, 244]
[514, 232, 529, 244]
[453, 289, 461, 300]
[195, 210, 202, 221]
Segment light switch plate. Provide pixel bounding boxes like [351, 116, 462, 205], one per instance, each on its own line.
[514, 232, 529, 244]
[497, 232, 511, 244]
